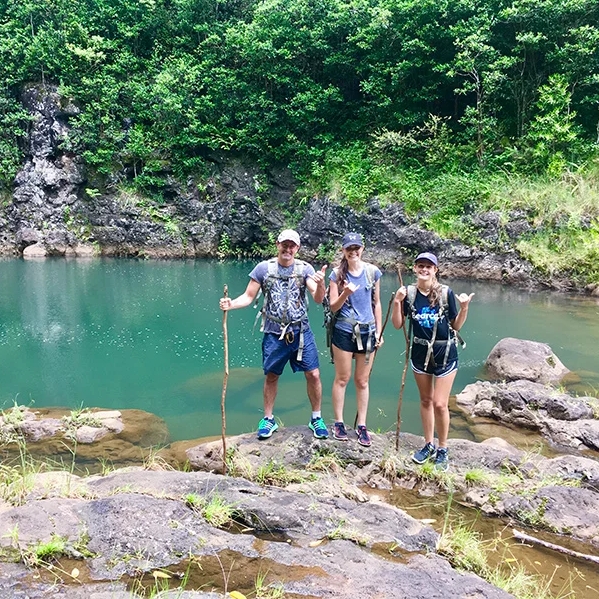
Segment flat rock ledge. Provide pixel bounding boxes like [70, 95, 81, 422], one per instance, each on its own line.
[186, 427, 599, 549]
[0, 460, 509, 599]
[2, 427, 599, 598]
[0, 407, 169, 463]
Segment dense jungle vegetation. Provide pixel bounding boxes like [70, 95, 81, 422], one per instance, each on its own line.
[0, 0, 598, 283]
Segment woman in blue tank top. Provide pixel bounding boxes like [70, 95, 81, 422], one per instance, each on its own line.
[328, 232, 383, 447]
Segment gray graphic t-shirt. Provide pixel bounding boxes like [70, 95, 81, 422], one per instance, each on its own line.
[250, 259, 315, 335]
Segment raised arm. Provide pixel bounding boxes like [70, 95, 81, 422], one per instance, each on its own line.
[450, 292, 475, 331]
[306, 265, 327, 304]
[219, 279, 261, 311]
[392, 286, 407, 329]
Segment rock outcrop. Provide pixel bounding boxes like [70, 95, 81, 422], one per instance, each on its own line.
[0, 406, 169, 465]
[2, 414, 599, 598]
[0, 460, 512, 599]
[457, 338, 597, 450]
[457, 379, 599, 450]
[0, 84, 569, 290]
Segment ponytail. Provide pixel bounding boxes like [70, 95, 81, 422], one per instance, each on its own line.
[428, 273, 443, 307]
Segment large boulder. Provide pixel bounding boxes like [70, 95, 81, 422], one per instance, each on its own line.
[484, 337, 570, 384]
[456, 380, 599, 450]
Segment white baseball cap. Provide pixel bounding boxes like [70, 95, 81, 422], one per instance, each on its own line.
[277, 229, 300, 246]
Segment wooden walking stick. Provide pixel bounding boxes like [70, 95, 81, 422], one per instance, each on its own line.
[395, 268, 411, 451]
[220, 285, 229, 475]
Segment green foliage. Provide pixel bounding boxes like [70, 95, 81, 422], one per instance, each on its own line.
[185, 491, 236, 528]
[517, 219, 599, 284]
[254, 459, 312, 487]
[303, 142, 394, 210]
[327, 518, 369, 546]
[26, 535, 67, 566]
[523, 74, 583, 176]
[217, 232, 232, 259]
[1, 0, 599, 282]
[0, 93, 29, 187]
[315, 240, 338, 265]
[1, 0, 597, 180]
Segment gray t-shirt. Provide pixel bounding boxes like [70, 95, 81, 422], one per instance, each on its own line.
[330, 264, 381, 333]
[250, 259, 316, 335]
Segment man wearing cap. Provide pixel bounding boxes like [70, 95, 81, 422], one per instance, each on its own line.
[219, 229, 329, 440]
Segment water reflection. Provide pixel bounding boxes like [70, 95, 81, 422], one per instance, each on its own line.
[380, 486, 599, 598]
[0, 258, 597, 442]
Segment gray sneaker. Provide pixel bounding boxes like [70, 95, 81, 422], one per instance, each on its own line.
[412, 442, 437, 464]
[434, 448, 449, 472]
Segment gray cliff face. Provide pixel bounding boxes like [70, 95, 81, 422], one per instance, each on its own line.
[2, 85, 86, 256]
[0, 85, 562, 289]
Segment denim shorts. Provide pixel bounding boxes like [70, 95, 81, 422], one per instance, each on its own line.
[332, 327, 376, 354]
[411, 358, 458, 378]
[262, 328, 319, 375]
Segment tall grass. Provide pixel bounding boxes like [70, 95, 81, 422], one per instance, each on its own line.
[302, 140, 599, 285]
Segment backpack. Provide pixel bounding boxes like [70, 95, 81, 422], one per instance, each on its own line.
[323, 263, 377, 363]
[254, 258, 311, 360]
[405, 284, 465, 370]
[257, 258, 309, 329]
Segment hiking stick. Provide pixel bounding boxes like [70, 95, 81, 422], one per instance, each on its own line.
[395, 268, 410, 451]
[353, 291, 395, 429]
[220, 285, 229, 475]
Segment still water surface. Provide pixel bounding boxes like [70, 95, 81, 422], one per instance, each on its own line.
[1, 258, 598, 442]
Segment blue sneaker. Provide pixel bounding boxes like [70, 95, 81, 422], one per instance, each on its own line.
[412, 442, 437, 464]
[356, 425, 371, 447]
[257, 417, 278, 439]
[309, 417, 329, 439]
[333, 421, 348, 441]
[434, 448, 449, 472]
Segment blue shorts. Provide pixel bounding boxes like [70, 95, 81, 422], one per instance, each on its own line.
[262, 328, 320, 375]
[411, 359, 458, 378]
[332, 327, 376, 354]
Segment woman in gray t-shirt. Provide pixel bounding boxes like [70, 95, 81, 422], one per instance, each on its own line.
[328, 232, 383, 447]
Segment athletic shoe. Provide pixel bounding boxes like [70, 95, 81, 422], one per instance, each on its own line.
[434, 448, 449, 472]
[412, 442, 437, 464]
[309, 417, 329, 439]
[333, 421, 348, 441]
[257, 417, 278, 439]
[356, 425, 371, 447]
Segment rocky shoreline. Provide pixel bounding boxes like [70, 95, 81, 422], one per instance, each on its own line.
[0, 337, 598, 598]
[2, 85, 597, 295]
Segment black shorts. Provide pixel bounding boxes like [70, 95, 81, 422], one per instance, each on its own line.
[332, 327, 376, 354]
[411, 359, 458, 378]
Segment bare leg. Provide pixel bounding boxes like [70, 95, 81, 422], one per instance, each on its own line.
[332, 345, 353, 422]
[354, 353, 373, 427]
[263, 372, 279, 418]
[304, 368, 322, 412]
[431, 370, 457, 447]
[413, 372, 435, 444]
